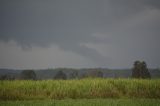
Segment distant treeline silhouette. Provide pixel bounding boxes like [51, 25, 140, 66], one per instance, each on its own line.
[0, 61, 159, 80]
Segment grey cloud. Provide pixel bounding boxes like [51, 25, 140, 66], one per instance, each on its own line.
[0, 0, 160, 68]
[0, 0, 109, 66]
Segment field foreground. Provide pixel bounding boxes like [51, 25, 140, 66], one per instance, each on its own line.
[1, 99, 160, 106]
[0, 79, 160, 100]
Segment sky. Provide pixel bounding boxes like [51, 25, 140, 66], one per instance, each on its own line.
[0, 0, 160, 69]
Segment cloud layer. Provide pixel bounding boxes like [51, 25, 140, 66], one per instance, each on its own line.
[0, 0, 160, 68]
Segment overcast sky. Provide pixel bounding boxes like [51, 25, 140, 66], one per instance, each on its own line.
[0, 0, 160, 69]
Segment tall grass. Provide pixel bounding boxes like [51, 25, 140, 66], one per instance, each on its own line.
[0, 78, 160, 100]
[1, 99, 160, 106]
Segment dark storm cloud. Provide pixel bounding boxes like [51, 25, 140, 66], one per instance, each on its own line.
[1, 0, 101, 45]
[0, 0, 160, 67]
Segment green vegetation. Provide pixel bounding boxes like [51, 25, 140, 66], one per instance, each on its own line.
[132, 61, 151, 78]
[54, 70, 67, 80]
[20, 70, 36, 80]
[0, 79, 160, 100]
[1, 99, 160, 106]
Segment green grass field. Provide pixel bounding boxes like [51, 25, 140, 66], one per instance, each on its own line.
[0, 79, 160, 105]
[1, 78, 160, 100]
[1, 99, 160, 106]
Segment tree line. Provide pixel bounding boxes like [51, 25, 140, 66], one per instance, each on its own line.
[0, 60, 151, 80]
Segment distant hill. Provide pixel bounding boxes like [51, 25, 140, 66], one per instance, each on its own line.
[0, 68, 160, 79]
